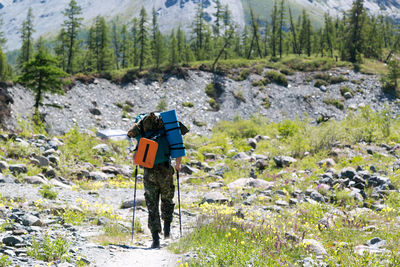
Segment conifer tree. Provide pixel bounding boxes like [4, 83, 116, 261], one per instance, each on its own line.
[271, 1, 278, 57]
[213, 0, 223, 37]
[169, 30, 178, 67]
[288, 7, 299, 55]
[299, 10, 312, 56]
[18, 49, 67, 113]
[18, 8, 35, 69]
[138, 7, 149, 71]
[131, 18, 139, 67]
[87, 16, 113, 72]
[62, 0, 83, 73]
[193, 1, 205, 59]
[111, 20, 121, 70]
[263, 22, 270, 57]
[345, 0, 365, 62]
[324, 14, 334, 57]
[176, 26, 186, 63]
[0, 46, 9, 82]
[151, 8, 164, 69]
[0, 15, 6, 47]
[278, 0, 286, 58]
[120, 24, 130, 69]
[247, 8, 263, 59]
[55, 29, 69, 71]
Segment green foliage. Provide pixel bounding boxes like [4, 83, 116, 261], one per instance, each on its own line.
[18, 49, 67, 110]
[314, 79, 328, 88]
[0, 255, 10, 267]
[56, 208, 86, 225]
[263, 96, 271, 109]
[28, 232, 70, 262]
[265, 70, 288, 86]
[155, 97, 168, 112]
[205, 83, 216, 97]
[208, 98, 220, 110]
[340, 86, 354, 97]
[329, 75, 348, 84]
[39, 185, 58, 200]
[323, 98, 345, 110]
[233, 90, 246, 102]
[381, 60, 400, 96]
[182, 102, 194, 108]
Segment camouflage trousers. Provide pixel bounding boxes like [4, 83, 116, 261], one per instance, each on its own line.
[143, 162, 175, 234]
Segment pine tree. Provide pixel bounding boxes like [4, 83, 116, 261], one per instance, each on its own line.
[0, 14, 6, 47]
[0, 46, 9, 82]
[131, 18, 139, 67]
[263, 22, 270, 57]
[247, 8, 263, 59]
[111, 20, 121, 70]
[271, 1, 278, 57]
[138, 7, 149, 71]
[288, 7, 299, 55]
[299, 10, 312, 56]
[18, 8, 35, 69]
[18, 50, 67, 112]
[278, 0, 286, 58]
[345, 0, 365, 63]
[324, 14, 334, 57]
[55, 29, 69, 71]
[169, 30, 178, 67]
[213, 0, 223, 37]
[193, 1, 205, 59]
[176, 26, 186, 63]
[62, 0, 83, 73]
[151, 8, 164, 69]
[87, 16, 113, 72]
[120, 24, 130, 69]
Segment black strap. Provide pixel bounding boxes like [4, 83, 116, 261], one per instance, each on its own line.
[169, 142, 184, 147]
[163, 121, 178, 125]
[143, 143, 150, 162]
[169, 147, 186, 150]
[165, 127, 181, 133]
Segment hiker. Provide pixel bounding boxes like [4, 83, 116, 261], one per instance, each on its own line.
[128, 111, 187, 249]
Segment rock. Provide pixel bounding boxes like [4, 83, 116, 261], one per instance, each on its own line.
[273, 156, 297, 168]
[89, 108, 101, 115]
[88, 171, 108, 181]
[310, 191, 325, 203]
[49, 178, 71, 189]
[97, 217, 112, 226]
[43, 149, 57, 157]
[35, 156, 50, 167]
[92, 144, 111, 154]
[0, 174, 15, 183]
[0, 161, 9, 172]
[45, 169, 57, 178]
[12, 229, 28, 235]
[202, 192, 229, 204]
[32, 219, 46, 227]
[318, 158, 336, 167]
[340, 167, 357, 179]
[24, 175, 47, 185]
[207, 181, 224, 189]
[248, 179, 274, 189]
[302, 239, 327, 256]
[366, 237, 386, 248]
[227, 178, 251, 190]
[254, 159, 268, 170]
[21, 214, 41, 226]
[100, 166, 120, 175]
[247, 138, 257, 149]
[2, 235, 23, 246]
[354, 245, 389, 256]
[232, 152, 251, 161]
[344, 92, 353, 99]
[275, 200, 289, 206]
[350, 190, 364, 202]
[180, 165, 198, 175]
[47, 155, 59, 165]
[289, 198, 299, 205]
[9, 164, 27, 175]
[121, 196, 146, 208]
[203, 153, 216, 160]
[320, 85, 327, 92]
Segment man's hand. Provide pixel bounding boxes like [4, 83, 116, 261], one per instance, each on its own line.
[175, 157, 182, 172]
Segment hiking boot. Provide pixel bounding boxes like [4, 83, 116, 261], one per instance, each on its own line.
[151, 232, 160, 249]
[164, 222, 171, 239]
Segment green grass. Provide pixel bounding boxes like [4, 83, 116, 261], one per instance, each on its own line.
[323, 98, 345, 110]
[39, 185, 58, 200]
[27, 232, 70, 262]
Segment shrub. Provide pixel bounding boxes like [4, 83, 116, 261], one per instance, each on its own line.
[313, 73, 330, 81]
[193, 120, 207, 127]
[263, 97, 271, 109]
[156, 97, 168, 111]
[314, 79, 328, 88]
[0, 255, 10, 266]
[323, 98, 345, 110]
[265, 71, 288, 87]
[280, 67, 294, 75]
[205, 83, 216, 97]
[239, 68, 251, 81]
[208, 99, 220, 110]
[39, 185, 58, 200]
[233, 90, 246, 102]
[182, 102, 194, 108]
[28, 233, 70, 262]
[340, 86, 354, 97]
[329, 75, 348, 84]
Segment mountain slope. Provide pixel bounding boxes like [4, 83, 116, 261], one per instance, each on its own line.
[1, 0, 400, 51]
[0, 0, 245, 51]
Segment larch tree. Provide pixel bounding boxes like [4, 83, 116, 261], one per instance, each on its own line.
[18, 8, 35, 69]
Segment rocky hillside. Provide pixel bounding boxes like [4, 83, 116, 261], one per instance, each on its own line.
[3, 63, 399, 136]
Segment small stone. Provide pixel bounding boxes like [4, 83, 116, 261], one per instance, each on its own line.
[120, 196, 146, 209]
[310, 191, 325, 203]
[35, 156, 50, 167]
[0, 161, 9, 172]
[275, 200, 289, 206]
[9, 164, 27, 175]
[232, 152, 251, 161]
[48, 156, 59, 165]
[207, 181, 224, 189]
[340, 167, 357, 179]
[89, 108, 102, 115]
[366, 237, 386, 248]
[302, 239, 327, 256]
[227, 178, 251, 191]
[344, 92, 353, 99]
[318, 158, 336, 167]
[273, 156, 297, 168]
[202, 192, 229, 204]
[0, 175, 15, 183]
[180, 165, 198, 175]
[203, 153, 216, 160]
[22, 214, 40, 226]
[88, 171, 108, 181]
[43, 149, 56, 157]
[289, 198, 298, 205]
[2, 235, 23, 246]
[248, 179, 274, 189]
[24, 176, 47, 185]
[247, 138, 257, 149]
[92, 144, 111, 154]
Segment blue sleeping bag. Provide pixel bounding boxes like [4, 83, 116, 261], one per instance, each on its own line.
[160, 110, 186, 158]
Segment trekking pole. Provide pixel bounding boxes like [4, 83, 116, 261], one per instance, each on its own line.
[131, 165, 138, 242]
[177, 171, 182, 237]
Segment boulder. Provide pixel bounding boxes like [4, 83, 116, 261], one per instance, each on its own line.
[89, 108, 102, 115]
[247, 138, 257, 149]
[302, 239, 327, 256]
[354, 245, 389, 256]
[248, 179, 274, 189]
[318, 158, 336, 167]
[121, 196, 146, 209]
[48, 156, 59, 165]
[366, 237, 386, 248]
[180, 165, 198, 175]
[92, 144, 111, 154]
[2, 235, 23, 247]
[202, 192, 229, 204]
[227, 178, 252, 190]
[24, 175, 48, 185]
[9, 164, 27, 175]
[273, 156, 297, 168]
[35, 156, 50, 167]
[232, 152, 251, 161]
[0, 174, 15, 183]
[88, 171, 108, 181]
[21, 214, 41, 226]
[0, 161, 9, 172]
[340, 167, 357, 179]
[203, 153, 217, 160]
[101, 166, 120, 175]
[310, 191, 325, 203]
